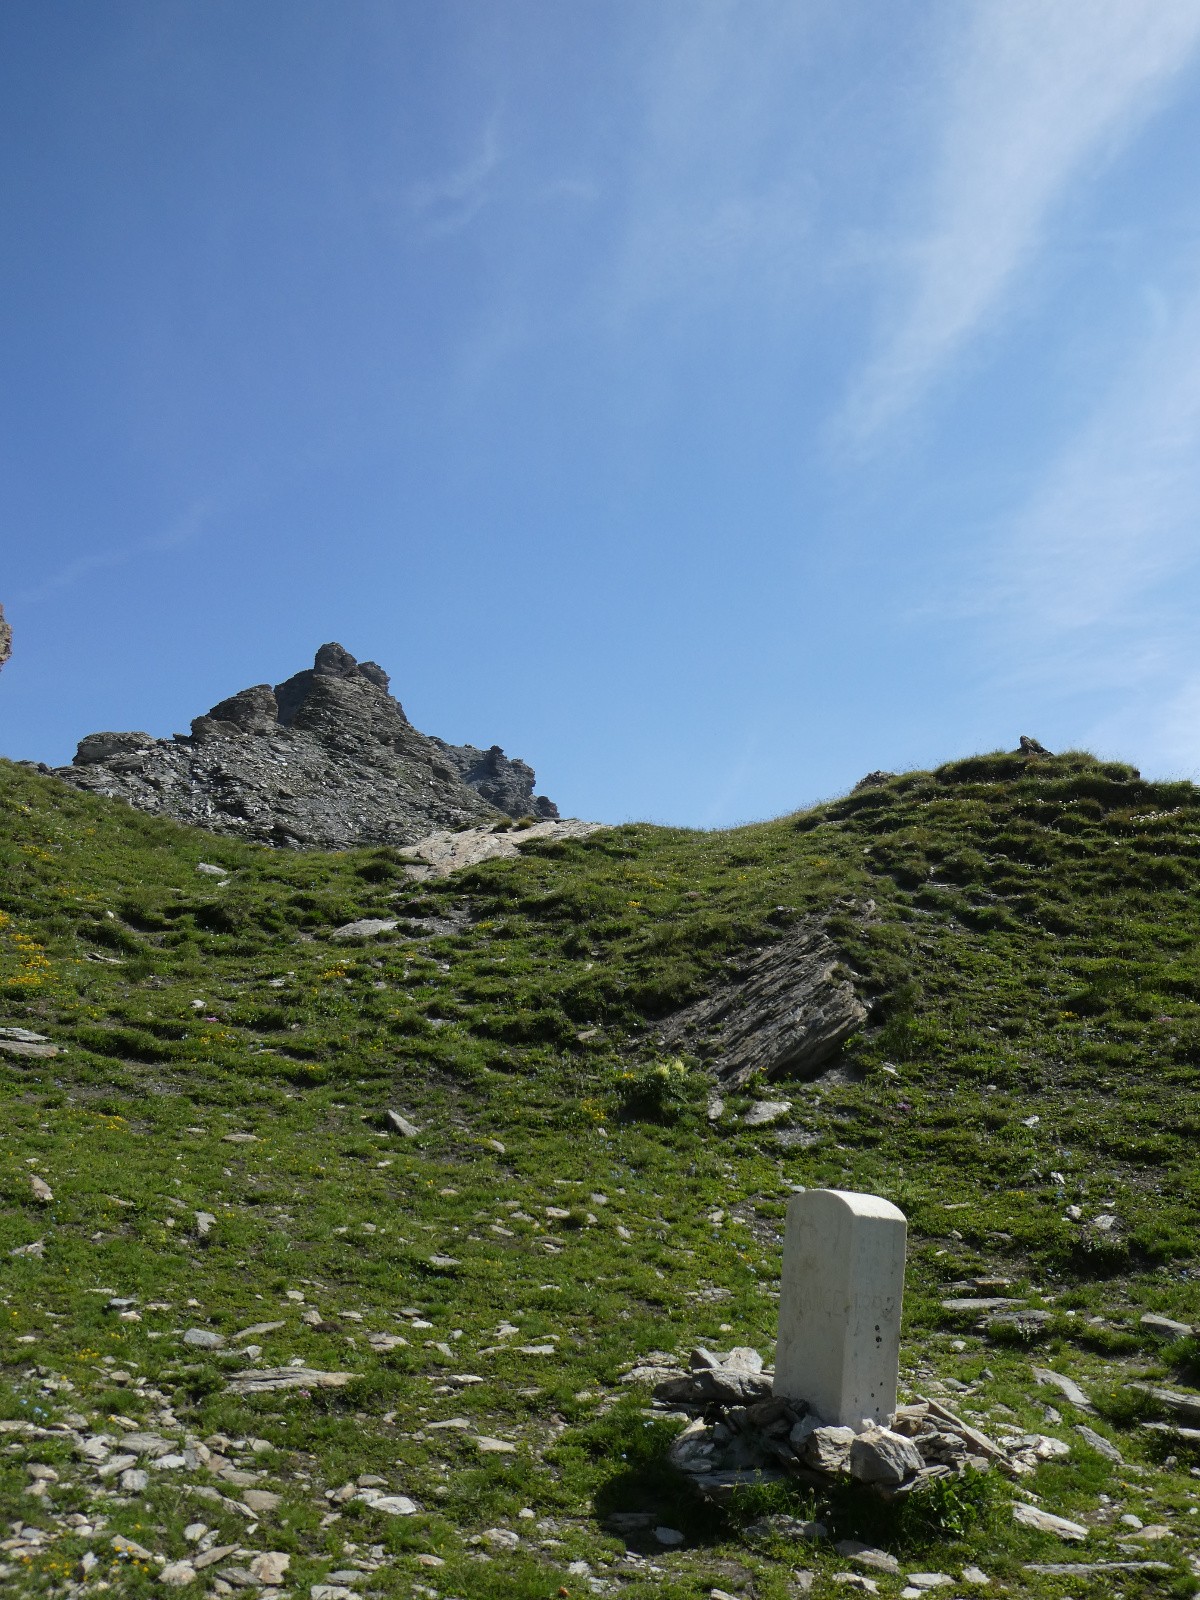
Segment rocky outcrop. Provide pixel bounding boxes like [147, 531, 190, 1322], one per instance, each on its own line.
[655, 915, 869, 1088]
[0, 604, 11, 673]
[55, 642, 559, 850]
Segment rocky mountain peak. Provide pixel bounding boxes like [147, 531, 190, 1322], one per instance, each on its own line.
[56, 642, 559, 850]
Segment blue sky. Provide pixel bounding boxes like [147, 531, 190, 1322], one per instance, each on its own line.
[5, 1, 1200, 826]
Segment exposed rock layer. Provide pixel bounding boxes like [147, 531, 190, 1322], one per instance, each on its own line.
[655, 915, 869, 1088]
[0, 603, 10, 673]
[55, 642, 558, 850]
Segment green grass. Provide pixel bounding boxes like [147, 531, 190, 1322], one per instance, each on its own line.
[0, 750, 1198, 1597]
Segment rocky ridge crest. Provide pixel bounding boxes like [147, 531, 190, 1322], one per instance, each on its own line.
[54, 642, 558, 850]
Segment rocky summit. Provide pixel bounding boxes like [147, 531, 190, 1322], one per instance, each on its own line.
[53, 641, 558, 849]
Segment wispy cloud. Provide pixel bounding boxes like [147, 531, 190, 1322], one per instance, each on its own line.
[408, 122, 503, 237]
[17, 499, 215, 606]
[962, 276, 1200, 772]
[997, 281, 1200, 645]
[609, 1, 818, 320]
[842, 0, 1200, 444]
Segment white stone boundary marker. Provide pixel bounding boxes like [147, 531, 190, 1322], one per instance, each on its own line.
[774, 1189, 907, 1429]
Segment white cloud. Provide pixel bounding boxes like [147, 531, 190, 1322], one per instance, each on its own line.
[842, 0, 1200, 443]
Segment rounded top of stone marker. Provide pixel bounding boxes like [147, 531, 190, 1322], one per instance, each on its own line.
[797, 1188, 907, 1223]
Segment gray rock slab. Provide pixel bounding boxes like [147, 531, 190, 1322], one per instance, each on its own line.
[1031, 1367, 1093, 1410]
[744, 1100, 792, 1127]
[1023, 1562, 1170, 1576]
[1127, 1382, 1200, 1425]
[1139, 1312, 1194, 1340]
[941, 1297, 1025, 1312]
[654, 915, 870, 1088]
[1011, 1503, 1088, 1541]
[834, 1541, 900, 1574]
[182, 1328, 226, 1349]
[1075, 1424, 1123, 1462]
[331, 918, 399, 940]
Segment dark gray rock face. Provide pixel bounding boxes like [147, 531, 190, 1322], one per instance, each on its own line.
[429, 739, 557, 822]
[56, 643, 558, 850]
[655, 914, 870, 1088]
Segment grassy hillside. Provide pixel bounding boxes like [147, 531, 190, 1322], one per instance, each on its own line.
[1, 751, 1198, 1599]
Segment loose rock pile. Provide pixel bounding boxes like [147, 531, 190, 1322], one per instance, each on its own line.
[632, 1348, 1069, 1502]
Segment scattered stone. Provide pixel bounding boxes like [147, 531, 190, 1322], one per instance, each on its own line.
[223, 1367, 355, 1395]
[332, 918, 399, 939]
[359, 1492, 417, 1515]
[242, 1490, 281, 1513]
[654, 1527, 684, 1546]
[428, 1254, 459, 1269]
[233, 1320, 286, 1341]
[961, 1567, 989, 1585]
[112, 1534, 154, 1561]
[904, 1577, 953, 1592]
[196, 862, 228, 877]
[0, 1037, 59, 1059]
[183, 1327, 226, 1349]
[474, 1436, 517, 1453]
[481, 1528, 520, 1549]
[941, 1298, 1024, 1313]
[159, 1560, 197, 1586]
[832, 1576, 877, 1594]
[195, 1211, 216, 1239]
[1011, 1503, 1088, 1541]
[222, 1132, 259, 1144]
[1075, 1424, 1123, 1462]
[834, 1541, 900, 1574]
[248, 1551, 290, 1583]
[1127, 1383, 1200, 1425]
[744, 1100, 793, 1127]
[10, 1239, 44, 1258]
[29, 1175, 53, 1203]
[1023, 1561, 1171, 1576]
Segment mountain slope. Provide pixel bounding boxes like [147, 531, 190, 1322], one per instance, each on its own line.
[0, 749, 1197, 1599]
